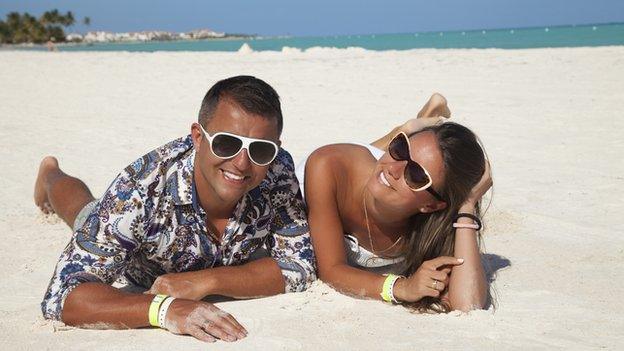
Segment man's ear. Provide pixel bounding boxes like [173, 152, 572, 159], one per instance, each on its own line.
[191, 123, 203, 149]
[420, 200, 447, 214]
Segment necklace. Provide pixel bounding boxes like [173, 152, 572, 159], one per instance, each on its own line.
[362, 191, 403, 255]
[205, 219, 221, 244]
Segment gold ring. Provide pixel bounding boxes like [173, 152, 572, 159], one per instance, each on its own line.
[432, 280, 438, 289]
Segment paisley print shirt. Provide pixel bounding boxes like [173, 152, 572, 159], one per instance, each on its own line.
[41, 135, 316, 320]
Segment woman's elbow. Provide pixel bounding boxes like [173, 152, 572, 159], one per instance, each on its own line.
[450, 300, 486, 312]
[448, 286, 488, 312]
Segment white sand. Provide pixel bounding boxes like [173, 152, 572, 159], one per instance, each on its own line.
[1, 46, 623, 350]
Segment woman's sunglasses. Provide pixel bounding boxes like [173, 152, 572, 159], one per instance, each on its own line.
[199, 125, 279, 166]
[388, 132, 445, 202]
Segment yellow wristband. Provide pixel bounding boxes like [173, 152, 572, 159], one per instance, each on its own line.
[149, 294, 169, 327]
[380, 274, 402, 303]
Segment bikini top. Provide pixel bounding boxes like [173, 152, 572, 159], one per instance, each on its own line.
[344, 233, 405, 270]
[296, 142, 406, 272]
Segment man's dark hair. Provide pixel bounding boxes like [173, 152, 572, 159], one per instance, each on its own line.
[198, 75, 283, 135]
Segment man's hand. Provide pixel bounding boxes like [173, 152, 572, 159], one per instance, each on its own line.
[165, 299, 247, 343]
[393, 256, 464, 302]
[147, 271, 209, 301]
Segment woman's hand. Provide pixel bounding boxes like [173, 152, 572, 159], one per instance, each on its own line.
[393, 256, 464, 302]
[462, 160, 492, 208]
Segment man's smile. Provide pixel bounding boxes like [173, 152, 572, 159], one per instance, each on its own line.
[221, 169, 249, 184]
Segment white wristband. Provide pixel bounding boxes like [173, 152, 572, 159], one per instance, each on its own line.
[158, 297, 176, 329]
[389, 275, 404, 304]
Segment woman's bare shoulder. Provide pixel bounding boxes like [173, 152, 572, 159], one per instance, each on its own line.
[305, 143, 373, 187]
[308, 143, 373, 165]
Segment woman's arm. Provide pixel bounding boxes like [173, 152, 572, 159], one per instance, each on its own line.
[304, 147, 387, 300]
[370, 125, 404, 151]
[371, 117, 447, 151]
[371, 93, 451, 150]
[445, 162, 493, 311]
[445, 203, 488, 311]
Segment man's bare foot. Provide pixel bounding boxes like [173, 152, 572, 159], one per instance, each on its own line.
[416, 93, 451, 119]
[34, 156, 60, 214]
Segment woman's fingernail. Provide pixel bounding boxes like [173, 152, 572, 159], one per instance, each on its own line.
[457, 258, 464, 263]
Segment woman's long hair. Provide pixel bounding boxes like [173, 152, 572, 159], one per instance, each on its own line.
[399, 122, 487, 313]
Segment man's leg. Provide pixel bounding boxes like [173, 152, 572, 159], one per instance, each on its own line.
[371, 93, 451, 150]
[34, 156, 95, 228]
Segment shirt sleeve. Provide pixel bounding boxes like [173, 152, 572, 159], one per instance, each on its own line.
[40, 170, 147, 320]
[266, 149, 317, 292]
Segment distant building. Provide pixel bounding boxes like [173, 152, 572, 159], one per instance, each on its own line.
[66, 33, 84, 42]
[189, 29, 225, 39]
[84, 31, 116, 43]
[80, 29, 230, 43]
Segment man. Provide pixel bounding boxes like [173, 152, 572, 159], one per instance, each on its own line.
[37, 76, 316, 343]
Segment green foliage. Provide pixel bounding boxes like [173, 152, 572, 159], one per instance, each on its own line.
[0, 9, 77, 44]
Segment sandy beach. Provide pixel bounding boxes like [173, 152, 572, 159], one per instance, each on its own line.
[1, 46, 623, 350]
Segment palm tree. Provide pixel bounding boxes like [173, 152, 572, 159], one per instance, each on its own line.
[22, 13, 47, 43]
[0, 10, 81, 44]
[7, 12, 28, 43]
[0, 20, 9, 43]
[83, 16, 91, 27]
[6, 12, 22, 32]
[62, 11, 75, 27]
[41, 9, 61, 26]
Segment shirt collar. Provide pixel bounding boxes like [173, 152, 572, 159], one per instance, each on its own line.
[170, 148, 197, 207]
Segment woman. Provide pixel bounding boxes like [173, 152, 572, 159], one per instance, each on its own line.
[298, 95, 491, 312]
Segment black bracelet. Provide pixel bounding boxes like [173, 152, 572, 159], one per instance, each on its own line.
[453, 213, 482, 231]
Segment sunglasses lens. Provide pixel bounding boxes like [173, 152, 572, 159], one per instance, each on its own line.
[389, 133, 411, 161]
[405, 163, 430, 190]
[211, 134, 243, 158]
[388, 133, 432, 190]
[249, 141, 278, 165]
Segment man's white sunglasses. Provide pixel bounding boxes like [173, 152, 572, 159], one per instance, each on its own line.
[199, 125, 279, 166]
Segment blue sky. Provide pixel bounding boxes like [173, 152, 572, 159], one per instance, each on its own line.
[1, 0, 623, 36]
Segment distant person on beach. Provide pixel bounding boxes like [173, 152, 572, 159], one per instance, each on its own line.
[46, 37, 58, 52]
[296, 94, 492, 312]
[37, 76, 315, 342]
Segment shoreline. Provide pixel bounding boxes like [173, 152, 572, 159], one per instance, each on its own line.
[2, 45, 624, 55]
[1, 22, 622, 52]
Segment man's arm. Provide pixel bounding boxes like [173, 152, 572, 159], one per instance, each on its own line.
[63, 282, 246, 342]
[40, 167, 246, 342]
[148, 257, 285, 300]
[41, 169, 146, 322]
[62, 283, 156, 327]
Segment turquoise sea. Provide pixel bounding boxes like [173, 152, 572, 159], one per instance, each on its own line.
[14, 23, 624, 52]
